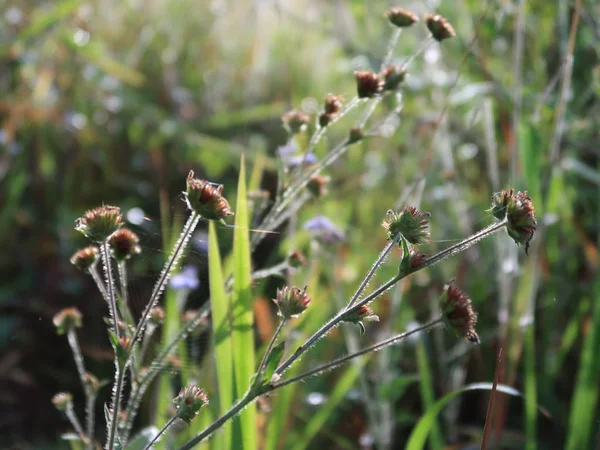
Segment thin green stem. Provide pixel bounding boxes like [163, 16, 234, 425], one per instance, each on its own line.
[101, 241, 120, 339]
[143, 415, 179, 450]
[346, 236, 399, 308]
[67, 330, 94, 450]
[272, 319, 443, 390]
[65, 403, 88, 444]
[89, 264, 108, 303]
[106, 363, 126, 450]
[255, 320, 287, 386]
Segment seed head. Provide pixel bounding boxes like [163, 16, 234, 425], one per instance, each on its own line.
[386, 7, 419, 28]
[185, 170, 234, 220]
[307, 175, 329, 198]
[344, 305, 379, 332]
[273, 286, 311, 319]
[382, 206, 430, 245]
[108, 228, 141, 262]
[381, 65, 407, 91]
[400, 248, 429, 276]
[282, 109, 311, 135]
[173, 385, 209, 424]
[149, 306, 165, 326]
[288, 250, 307, 268]
[354, 71, 383, 98]
[425, 14, 456, 42]
[75, 205, 123, 242]
[52, 392, 73, 412]
[53, 308, 83, 335]
[489, 189, 537, 253]
[439, 283, 479, 344]
[348, 127, 364, 144]
[70, 246, 99, 272]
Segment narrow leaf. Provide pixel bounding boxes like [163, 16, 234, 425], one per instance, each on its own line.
[259, 342, 285, 392]
[208, 221, 235, 449]
[231, 156, 257, 449]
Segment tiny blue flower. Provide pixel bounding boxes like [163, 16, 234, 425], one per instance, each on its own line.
[303, 215, 346, 244]
[276, 141, 297, 157]
[287, 153, 318, 168]
[170, 265, 200, 290]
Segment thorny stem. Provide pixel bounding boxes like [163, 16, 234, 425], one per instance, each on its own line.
[143, 415, 179, 450]
[65, 403, 88, 444]
[179, 319, 442, 450]
[272, 319, 443, 390]
[130, 212, 200, 350]
[107, 363, 126, 450]
[89, 264, 108, 303]
[101, 242, 120, 339]
[67, 330, 95, 450]
[346, 236, 399, 308]
[255, 320, 287, 386]
[117, 261, 134, 327]
[179, 394, 253, 450]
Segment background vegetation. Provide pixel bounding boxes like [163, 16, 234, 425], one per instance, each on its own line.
[1, 0, 599, 448]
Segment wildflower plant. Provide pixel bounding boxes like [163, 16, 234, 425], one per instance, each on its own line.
[54, 7, 540, 450]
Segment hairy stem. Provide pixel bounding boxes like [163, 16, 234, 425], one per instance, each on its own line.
[106, 363, 126, 450]
[143, 415, 179, 450]
[65, 403, 88, 444]
[272, 319, 443, 390]
[89, 264, 109, 303]
[101, 242, 120, 338]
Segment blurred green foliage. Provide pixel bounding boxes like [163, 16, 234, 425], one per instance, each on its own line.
[1, 0, 599, 448]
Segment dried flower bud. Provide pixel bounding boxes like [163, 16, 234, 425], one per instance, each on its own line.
[307, 175, 329, 198]
[386, 7, 419, 28]
[489, 189, 537, 253]
[381, 65, 407, 91]
[149, 306, 165, 325]
[83, 372, 101, 395]
[382, 206, 430, 245]
[108, 228, 141, 261]
[53, 308, 83, 335]
[400, 248, 429, 276]
[173, 385, 209, 424]
[288, 250, 307, 268]
[70, 246, 99, 272]
[425, 14, 456, 42]
[75, 206, 123, 242]
[185, 171, 234, 221]
[323, 94, 343, 115]
[282, 110, 311, 135]
[354, 71, 383, 98]
[348, 127, 364, 144]
[52, 392, 73, 412]
[164, 355, 183, 372]
[273, 286, 311, 319]
[344, 304, 380, 330]
[439, 283, 479, 344]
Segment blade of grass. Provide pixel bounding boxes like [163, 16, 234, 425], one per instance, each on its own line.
[406, 383, 523, 450]
[565, 275, 600, 450]
[524, 322, 537, 450]
[481, 348, 503, 450]
[231, 156, 257, 449]
[208, 221, 235, 450]
[415, 335, 444, 450]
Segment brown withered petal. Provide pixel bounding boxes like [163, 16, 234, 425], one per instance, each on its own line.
[381, 65, 407, 91]
[307, 175, 329, 198]
[425, 14, 456, 42]
[273, 286, 311, 319]
[489, 189, 537, 253]
[386, 7, 419, 28]
[70, 246, 99, 272]
[439, 284, 479, 344]
[282, 109, 311, 134]
[354, 71, 384, 98]
[323, 94, 343, 115]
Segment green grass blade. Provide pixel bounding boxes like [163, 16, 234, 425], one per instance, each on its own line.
[565, 275, 600, 450]
[208, 221, 235, 449]
[524, 323, 537, 450]
[231, 157, 257, 449]
[415, 336, 444, 450]
[406, 383, 524, 450]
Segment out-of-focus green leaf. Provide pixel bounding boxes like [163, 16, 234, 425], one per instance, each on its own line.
[19, 0, 81, 40]
[124, 426, 159, 450]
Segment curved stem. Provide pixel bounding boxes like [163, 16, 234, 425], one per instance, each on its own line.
[346, 236, 399, 309]
[272, 319, 443, 391]
[101, 242, 120, 338]
[143, 415, 179, 450]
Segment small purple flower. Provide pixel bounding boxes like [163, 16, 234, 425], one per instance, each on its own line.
[287, 153, 318, 168]
[276, 141, 297, 157]
[170, 266, 200, 290]
[303, 215, 346, 244]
